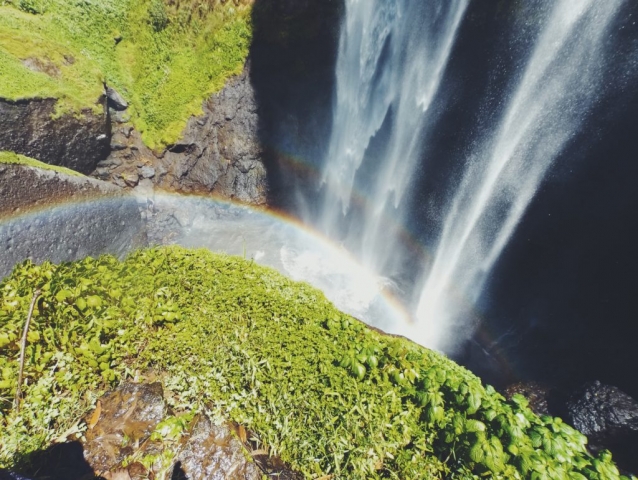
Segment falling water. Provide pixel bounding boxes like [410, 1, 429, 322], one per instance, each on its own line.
[317, 0, 469, 274]
[415, 0, 625, 352]
[310, 0, 628, 352]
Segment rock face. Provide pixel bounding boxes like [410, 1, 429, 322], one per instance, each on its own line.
[0, 98, 110, 174]
[567, 381, 638, 472]
[177, 416, 261, 480]
[567, 381, 638, 441]
[0, 164, 145, 279]
[94, 65, 267, 205]
[503, 381, 551, 416]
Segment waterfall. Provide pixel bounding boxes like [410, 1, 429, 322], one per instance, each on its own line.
[317, 0, 469, 274]
[309, 0, 626, 353]
[415, 0, 624, 352]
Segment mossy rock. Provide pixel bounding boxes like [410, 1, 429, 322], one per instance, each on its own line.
[0, 0, 252, 149]
[0, 247, 627, 479]
[0, 150, 83, 177]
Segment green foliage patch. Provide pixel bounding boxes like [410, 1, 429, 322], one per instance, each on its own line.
[0, 247, 629, 479]
[0, 0, 251, 149]
[0, 150, 84, 177]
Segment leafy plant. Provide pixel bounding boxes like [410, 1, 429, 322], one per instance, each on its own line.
[0, 247, 631, 479]
[18, 0, 48, 15]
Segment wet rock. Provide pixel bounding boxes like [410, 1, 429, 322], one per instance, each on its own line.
[111, 109, 131, 124]
[94, 64, 267, 205]
[504, 381, 551, 416]
[121, 172, 139, 187]
[110, 130, 130, 151]
[0, 98, 109, 174]
[567, 381, 638, 473]
[177, 416, 261, 480]
[0, 164, 146, 280]
[83, 383, 166, 473]
[567, 381, 638, 439]
[567, 381, 638, 440]
[105, 86, 128, 111]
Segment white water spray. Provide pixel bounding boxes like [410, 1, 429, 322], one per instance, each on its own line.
[415, 0, 624, 351]
[318, 0, 469, 273]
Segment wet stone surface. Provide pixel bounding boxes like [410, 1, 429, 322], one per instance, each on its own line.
[75, 382, 298, 479]
[504, 381, 551, 416]
[177, 416, 261, 480]
[566, 381, 638, 472]
[0, 165, 146, 280]
[83, 383, 166, 474]
[94, 65, 267, 205]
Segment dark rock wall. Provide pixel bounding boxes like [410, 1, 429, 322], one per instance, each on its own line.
[0, 0, 345, 205]
[0, 98, 110, 174]
[249, 0, 344, 207]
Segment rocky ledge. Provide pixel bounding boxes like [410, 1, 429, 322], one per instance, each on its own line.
[94, 66, 266, 205]
[0, 99, 110, 175]
[0, 64, 266, 205]
[0, 164, 145, 279]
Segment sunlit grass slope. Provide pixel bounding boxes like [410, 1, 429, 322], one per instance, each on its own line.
[0, 246, 628, 479]
[0, 0, 251, 149]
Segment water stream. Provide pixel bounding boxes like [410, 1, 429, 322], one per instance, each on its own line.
[312, 0, 626, 352]
[316, 0, 469, 275]
[416, 0, 624, 351]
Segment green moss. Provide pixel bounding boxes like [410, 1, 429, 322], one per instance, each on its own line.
[0, 247, 628, 479]
[0, 0, 251, 148]
[0, 150, 84, 176]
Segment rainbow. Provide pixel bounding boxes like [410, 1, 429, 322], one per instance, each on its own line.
[0, 170, 516, 385]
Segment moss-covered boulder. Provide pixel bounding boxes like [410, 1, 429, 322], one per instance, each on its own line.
[0, 247, 628, 479]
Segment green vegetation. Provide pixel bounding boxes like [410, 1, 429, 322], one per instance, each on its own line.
[0, 0, 252, 149]
[0, 247, 629, 478]
[0, 150, 83, 176]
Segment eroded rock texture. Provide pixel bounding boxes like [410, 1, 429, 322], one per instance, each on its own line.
[77, 383, 293, 480]
[567, 381, 638, 472]
[0, 98, 110, 174]
[83, 383, 166, 474]
[94, 65, 267, 205]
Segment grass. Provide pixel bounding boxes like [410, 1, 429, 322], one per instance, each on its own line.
[0, 246, 630, 479]
[0, 0, 252, 148]
[0, 150, 84, 176]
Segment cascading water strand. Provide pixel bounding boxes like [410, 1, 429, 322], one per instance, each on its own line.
[317, 0, 469, 277]
[415, 0, 625, 352]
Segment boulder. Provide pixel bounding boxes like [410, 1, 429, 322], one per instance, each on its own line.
[504, 381, 551, 416]
[105, 86, 128, 111]
[567, 381, 638, 440]
[567, 381, 638, 473]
